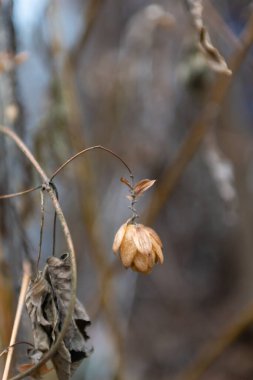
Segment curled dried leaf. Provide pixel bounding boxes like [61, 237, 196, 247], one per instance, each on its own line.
[25, 253, 92, 380]
[134, 179, 156, 196]
[199, 27, 232, 75]
[185, 0, 231, 75]
[120, 177, 133, 189]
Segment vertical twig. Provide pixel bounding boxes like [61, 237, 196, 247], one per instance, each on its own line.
[36, 190, 45, 275]
[2, 261, 31, 380]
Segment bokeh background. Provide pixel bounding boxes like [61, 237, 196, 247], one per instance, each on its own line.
[1, 0, 253, 379]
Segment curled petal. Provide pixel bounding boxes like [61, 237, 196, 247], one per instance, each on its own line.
[112, 222, 127, 253]
[132, 253, 150, 274]
[132, 225, 152, 255]
[148, 251, 156, 267]
[120, 225, 137, 267]
[152, 239, 164, 264]
[146, 227, 163, 248]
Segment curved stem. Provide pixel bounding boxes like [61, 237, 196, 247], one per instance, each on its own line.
[50, 145, 133, 181]
[0, 125, 77, 380]
[0, 185, 41, 200]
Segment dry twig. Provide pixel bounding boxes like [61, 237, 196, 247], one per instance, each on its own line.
[2, 261, 31, 380]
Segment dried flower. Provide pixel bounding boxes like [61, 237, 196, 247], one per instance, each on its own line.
[113, 222, 163, 274]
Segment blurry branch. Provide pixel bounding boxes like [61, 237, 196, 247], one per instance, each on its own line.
[144, 10, 253, 225]
[205, 1, 240, 48]
[0, 125, 77, 380]
[69, 0, 104, 65]
[52, 1, 127, 377]
[2, 261, 31, 380]
[175, 304, 253, 380]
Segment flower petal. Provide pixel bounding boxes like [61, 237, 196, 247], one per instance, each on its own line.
[119, 225, 137, 267]
[112, 222, 127, 253]
[145, 227, 163, 248]
[132, 253, 150, 273]
[132, 225, 152, 255]
[152, 239, 164, 264]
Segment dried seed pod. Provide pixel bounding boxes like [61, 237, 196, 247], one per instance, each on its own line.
[113, 222, 164, 274]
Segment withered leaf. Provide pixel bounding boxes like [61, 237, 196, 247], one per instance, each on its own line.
[47, 254, 92, 370]
[25, 253, 92, 380]
[120, 177, 133, 189]
[185, 0, 231, 75]
[134, 179, 156, 196]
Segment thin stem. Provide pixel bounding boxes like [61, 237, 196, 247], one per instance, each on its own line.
[0, 185, 41, 200]
[0, 342, 34, 358]
[0, 126, 48, 182]
[36, 190, 45, 275]
[49, 182, 59, 257]
[2, 261, 31, 380]
[0, 125, 77, 380]
[50, 145, 133, 181]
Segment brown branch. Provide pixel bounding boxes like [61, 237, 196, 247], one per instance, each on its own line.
[0, 185, 40, 200]
[2, 261, 31, 380]
[144, 10, 253, 225]
[50, 144, 133, 181]
[0, 125, 77, 380]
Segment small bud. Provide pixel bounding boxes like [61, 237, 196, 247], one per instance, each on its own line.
[113, 222, 163, 274]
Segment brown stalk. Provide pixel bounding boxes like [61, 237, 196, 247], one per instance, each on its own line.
[2, 261, 31, 380]
[0, 125, 77, 380]
[144, 10, 253, 225]
[0, 186, 40, 200]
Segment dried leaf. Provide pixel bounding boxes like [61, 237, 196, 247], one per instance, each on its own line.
[120, 177, 133, 189]
[134, 179, 156, 196]
[185, 0, 231, 75]
[25, 253, 92, 380]
[198, 27, 232, 75]
[47, 254, 92, 371]
[25, 273, 56, 354]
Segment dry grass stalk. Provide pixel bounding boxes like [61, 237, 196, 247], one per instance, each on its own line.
[2, 261, 31, 380]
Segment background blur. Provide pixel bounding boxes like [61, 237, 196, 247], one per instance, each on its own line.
[0, 0, 253, 379]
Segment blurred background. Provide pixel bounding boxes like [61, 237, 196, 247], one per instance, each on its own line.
[0, 0, 253, 379]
